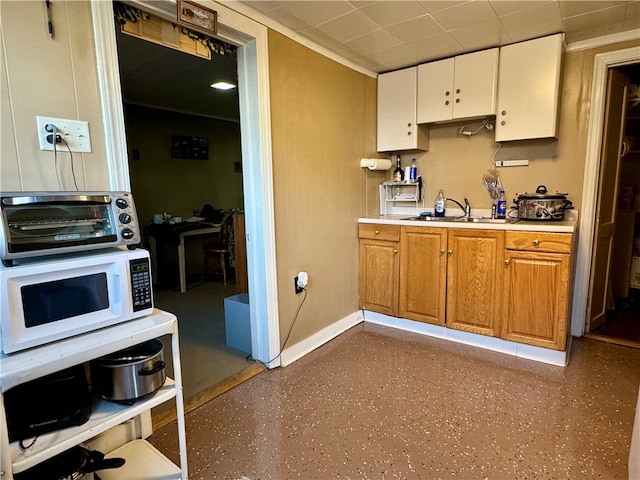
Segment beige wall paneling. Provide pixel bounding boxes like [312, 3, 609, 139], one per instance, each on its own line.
[268, 30, 376, 346]
[0, 1, 108, 191]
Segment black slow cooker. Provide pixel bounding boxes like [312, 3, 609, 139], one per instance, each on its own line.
[514, 185, 573, 221]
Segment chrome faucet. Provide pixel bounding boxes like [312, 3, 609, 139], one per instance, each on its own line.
[446, 197, 471, 217]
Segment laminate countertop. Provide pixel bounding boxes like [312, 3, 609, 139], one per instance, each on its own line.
[358, 211, 578, 233]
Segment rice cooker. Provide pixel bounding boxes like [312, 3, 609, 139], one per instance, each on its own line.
[514, 185, 573, 221]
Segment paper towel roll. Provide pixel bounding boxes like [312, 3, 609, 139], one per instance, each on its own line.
[360, 158, 392, 170]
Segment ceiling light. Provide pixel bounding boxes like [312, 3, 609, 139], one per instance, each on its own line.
[210, 81, 236, 90]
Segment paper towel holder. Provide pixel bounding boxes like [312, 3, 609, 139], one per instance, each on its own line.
[360, 158, 392, 170]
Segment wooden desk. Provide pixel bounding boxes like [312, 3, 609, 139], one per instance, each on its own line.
[148, 223, 220, 293]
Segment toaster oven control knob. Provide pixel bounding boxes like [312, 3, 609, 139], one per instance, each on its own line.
[121, 228, 134, 240]
[119, 212, 132, 224]
[115, 198, 129, 209]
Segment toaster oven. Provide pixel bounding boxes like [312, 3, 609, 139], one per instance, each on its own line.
[0, 192, 142, 266]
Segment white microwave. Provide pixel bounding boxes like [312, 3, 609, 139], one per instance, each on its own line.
[0, 247, 153, 354]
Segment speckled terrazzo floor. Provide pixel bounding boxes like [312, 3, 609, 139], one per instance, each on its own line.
[150, 323, 640, 479]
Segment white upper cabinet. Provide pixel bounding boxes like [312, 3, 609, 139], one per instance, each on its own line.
[377, 67, 429, 152]
[495, 34, 564, 142]
[417, 48, 499, 123]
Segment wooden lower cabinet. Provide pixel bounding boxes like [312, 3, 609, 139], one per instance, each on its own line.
[359, 224, 400, 316]
[502, 231, 573, 350]
[399, 227, 447, 325]
[446, 229, 504, 336]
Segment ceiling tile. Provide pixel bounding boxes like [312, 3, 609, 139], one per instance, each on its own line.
[447, 17, 509, 49]
[565, 21, 631, 44]
[385, 14, 446, 42]
[625, 1, 640, 21]
[259, 6, 314, 32]
[239, 1, 288, 14]
[430, 0, 499, 31]
[410, 33, 465, 62]
[282, 1, 355, 28]
[316, 9, 381, 43]
[369, 43, 420, 71]
[358, 1, 429, 27]
[562, 4, 627, 35]
[345, 28, 402, 56]
[489, 0, 553, 18]
[499, 1, 563, 43]
[559, 1, 627, 19]
[417, 1, 468, 14]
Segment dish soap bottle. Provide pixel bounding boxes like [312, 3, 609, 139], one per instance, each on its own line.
[496, 189, 506, 219]
[409, 158, 417, 182]
[434, 190, 445, 217]
[393, 155, 404, 182]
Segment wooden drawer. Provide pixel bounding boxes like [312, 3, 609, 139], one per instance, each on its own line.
[358, 224, 400, 241]
[505, 231, 572, 254]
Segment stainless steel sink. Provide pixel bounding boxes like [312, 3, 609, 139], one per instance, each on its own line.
[453, 216, 518, 224]
[401, 216, 452, 222]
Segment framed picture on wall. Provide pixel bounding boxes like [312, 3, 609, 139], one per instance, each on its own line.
[177, 0, 217, 36]
[171, 135, 209, 160]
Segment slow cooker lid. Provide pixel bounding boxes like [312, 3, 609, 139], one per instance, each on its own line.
[517, 185, 568, 200]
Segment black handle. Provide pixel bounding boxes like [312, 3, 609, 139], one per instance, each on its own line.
[138, 360, 165, 376]
[83, 457, 126, 473]
[536, 185, 548, 194]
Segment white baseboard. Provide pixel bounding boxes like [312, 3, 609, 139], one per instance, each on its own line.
[280, 311, 363, 367]
[363, 310, 570, 367]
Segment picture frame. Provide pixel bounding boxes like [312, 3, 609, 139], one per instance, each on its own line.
[171, 135, 209, 160]
[177, 0, 217, 36]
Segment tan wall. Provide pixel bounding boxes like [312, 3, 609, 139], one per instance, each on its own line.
[125, 104, 243, 224]
[268, 30, 377, 346]
[0, 1, 109, 191]
[378, 38, 640, 216]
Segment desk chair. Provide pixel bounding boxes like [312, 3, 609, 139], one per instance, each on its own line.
[201, 212, 233, 285]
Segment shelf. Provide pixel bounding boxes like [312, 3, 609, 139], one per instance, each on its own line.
[100, 439, 182, 479]
[10, 379, 177, 474]
[0, 309, 176, 391]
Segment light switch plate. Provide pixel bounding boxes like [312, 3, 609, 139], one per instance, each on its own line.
[36, 116, 92, 153]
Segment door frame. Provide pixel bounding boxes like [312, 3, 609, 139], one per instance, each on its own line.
[572, 46, 640, 337]
[90, 0, 282, 366]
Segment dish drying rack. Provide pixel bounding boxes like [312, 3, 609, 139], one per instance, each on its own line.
[380, 179, 423, 215]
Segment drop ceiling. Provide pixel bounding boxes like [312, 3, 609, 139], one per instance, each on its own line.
[116, 0, 640, 121]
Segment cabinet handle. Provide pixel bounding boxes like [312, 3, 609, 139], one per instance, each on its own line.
[501, 121, 506, 126]
[393, 249, 398, 254]
[501, 110, 507, 116]
[505, 259, 510, 265]
[374, 230, 380, 234]
[455, 99, 460, 103]
[447, 249, 452, 255]
[445, 100, 450, 105]
[456, 88, 461, 94]
[407, 123, 412, 127]
[533, 239, 539, 246]
[445, 91, 450, 96]
[440, 249, 445, 254]
[407, 131, 412, 136]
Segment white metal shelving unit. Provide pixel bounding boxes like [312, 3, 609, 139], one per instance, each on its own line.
[0, 309, 187, 480]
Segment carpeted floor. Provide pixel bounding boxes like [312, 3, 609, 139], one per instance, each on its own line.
[153, 278, 252, 411]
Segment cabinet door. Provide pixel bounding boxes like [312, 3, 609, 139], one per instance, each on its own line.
[377, 67, 428, 152]
[453, 48, 498, 120]
[359, 239, 399, 315]
[495, 34, 563, 141]
[446, 229, 504, 336]
[399, 227, 446, 325]
[502, 250, 570, 350]
[417, 58, 454, 123]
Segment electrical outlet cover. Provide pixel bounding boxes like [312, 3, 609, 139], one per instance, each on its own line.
[36, 116, 92, 153]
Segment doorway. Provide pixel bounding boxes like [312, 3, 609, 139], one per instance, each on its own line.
[113, 19, 253, 404]
[586, 62, 640, 348]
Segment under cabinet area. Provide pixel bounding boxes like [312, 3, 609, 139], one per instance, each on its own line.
[417, 48, 499, 123]
[359, 222, 574, 354]
[377, 67, 429, 152]
[0, 310, 188, 480]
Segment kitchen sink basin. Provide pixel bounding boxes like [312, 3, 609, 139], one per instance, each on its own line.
[453, 216, 518, 224]
[401, 216, 452, 221]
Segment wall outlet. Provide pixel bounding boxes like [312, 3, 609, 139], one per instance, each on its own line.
[495, 159, 529, 167]
[294, 276, 303, 294]
[36, 116, 92, 153]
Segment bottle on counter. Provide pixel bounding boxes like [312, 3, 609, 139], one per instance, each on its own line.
[496, 190, 506, 219]
[434, 190, 446, 217]
[393, 155, 404, 182]
[409, 158, 418, 182]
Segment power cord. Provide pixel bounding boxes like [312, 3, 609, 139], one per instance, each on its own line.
[46, 124, 62, 189]
[458, 118, 494, 137]
[246, 287, 308, 367]
[59, 136, 79, 190]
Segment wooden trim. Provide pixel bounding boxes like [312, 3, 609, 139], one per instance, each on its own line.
[152, 363, 265, 430]
[584, 332, 640, 350]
